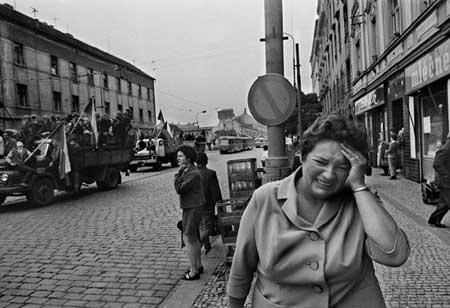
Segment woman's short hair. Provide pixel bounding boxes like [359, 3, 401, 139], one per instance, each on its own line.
[177, 145, 197, 163]
[300, 114, 369, 160]
[196, 152, 208, 165]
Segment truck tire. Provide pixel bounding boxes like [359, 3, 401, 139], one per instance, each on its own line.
[0, 195, 6, 205]
[153, 160, 162, 171]
[129, 165, 138, 172]
[170, 156, 179, 167]
[97, 167, 121, 190]
[27, 177, 55, 206]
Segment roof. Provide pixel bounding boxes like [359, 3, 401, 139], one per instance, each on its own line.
[0, 4, 155, 81]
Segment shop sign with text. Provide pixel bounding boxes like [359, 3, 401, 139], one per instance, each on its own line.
[405, 38, 450, 94]
[354, 85, 384, 115]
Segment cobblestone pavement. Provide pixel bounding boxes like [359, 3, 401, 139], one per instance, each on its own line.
[193, 164, 450, 308]
[1, 148, 450, 308]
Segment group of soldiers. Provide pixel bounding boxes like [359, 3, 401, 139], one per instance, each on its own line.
[0, 108, 134, 157]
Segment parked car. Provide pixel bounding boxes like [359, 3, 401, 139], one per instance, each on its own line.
[254, 137, 268, 148]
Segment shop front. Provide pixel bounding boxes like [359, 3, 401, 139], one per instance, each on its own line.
[404, 38, 450, 182]
[354, 85, 386, 166]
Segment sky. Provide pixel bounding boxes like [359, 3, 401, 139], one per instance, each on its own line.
[6, 0, 318, 127]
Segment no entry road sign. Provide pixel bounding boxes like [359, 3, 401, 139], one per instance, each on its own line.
[248, 73, 296, 126]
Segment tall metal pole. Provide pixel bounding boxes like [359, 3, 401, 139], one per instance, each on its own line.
[263, 0, 290, 183]
[295, 43, 302, 137]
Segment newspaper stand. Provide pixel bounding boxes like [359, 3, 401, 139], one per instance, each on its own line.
[217, 158, 257, 264]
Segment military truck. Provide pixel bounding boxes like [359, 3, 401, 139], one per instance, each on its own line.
[0, 137, 132, 207]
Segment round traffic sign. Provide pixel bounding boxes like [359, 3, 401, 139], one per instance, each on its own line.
[247, 73, 296, 126]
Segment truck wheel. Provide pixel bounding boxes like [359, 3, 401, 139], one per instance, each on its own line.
[153, 160, 162, 171]
[170, 157, 179, 167]
[27, 177, 55, 206]
[0, 195, 6, 205]
[97, 167, 121, 190]
[129, 165, 138, 172]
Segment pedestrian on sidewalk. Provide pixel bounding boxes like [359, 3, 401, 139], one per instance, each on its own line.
[386, 131, 400, 179]
[377, 133, 389, 176]
[174, 145, 205, 280]
[227, 114, 410, 308]
[260, 145, 268, 167]
[428, 132, 450, 228]
[196, 152, 222, 255]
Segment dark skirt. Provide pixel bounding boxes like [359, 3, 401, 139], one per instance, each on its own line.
[182, 207, 202, 239]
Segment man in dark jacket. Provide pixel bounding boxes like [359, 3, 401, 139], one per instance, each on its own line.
[196, 152, 222, 254]
[428, 133, 450, 228]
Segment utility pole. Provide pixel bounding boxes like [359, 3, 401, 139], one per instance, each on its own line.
[262, 0, 290, 183]
[295, 43, 302, 137]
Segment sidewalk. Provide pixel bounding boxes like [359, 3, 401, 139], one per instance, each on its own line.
[163, 169, 450, 308]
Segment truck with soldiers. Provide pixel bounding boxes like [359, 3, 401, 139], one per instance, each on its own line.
[0, 111, 133, 206]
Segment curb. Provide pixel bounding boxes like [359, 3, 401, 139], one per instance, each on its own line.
[159, 238, 226, 308]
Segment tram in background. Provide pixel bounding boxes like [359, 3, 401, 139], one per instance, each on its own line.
[218, 136, 254, 154]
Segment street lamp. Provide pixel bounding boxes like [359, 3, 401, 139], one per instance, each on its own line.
[196, 110, 207, 128]
[283, 32, 296, 89]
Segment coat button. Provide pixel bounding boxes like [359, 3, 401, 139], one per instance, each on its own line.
[309, 232, 320, 241]
[309, 261, 319, 270]
[312, 285, 323, 293]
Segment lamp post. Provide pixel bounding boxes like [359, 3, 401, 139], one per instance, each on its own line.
[283, 32, 296, 89]
[196, 110, 207, 128]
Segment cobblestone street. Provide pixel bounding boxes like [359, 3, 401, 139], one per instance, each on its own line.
[0, 148, 449, 307]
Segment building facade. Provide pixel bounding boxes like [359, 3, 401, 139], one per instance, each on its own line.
[311, 0, 353, 117]
[0, 4, 156, 133]
[312, 0, 450, 183]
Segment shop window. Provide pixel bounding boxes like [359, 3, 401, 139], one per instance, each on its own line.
[421, 95, 444, 158]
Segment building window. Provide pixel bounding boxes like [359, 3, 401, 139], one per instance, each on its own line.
[53, 91, 62, 112]
[16, 84, 28, 107]
[50, 55, 58, 76]
[116, 77, 121, 92]
[138, 85, 142, 98]
[69, 62, 78, 83]
[103, 73, 109, 89]
[139, 108, 144, 122]
[370, 17, 378, 61]
[129, 107, 134, 119]
[87, 68, 94, 86]
[147, 88, 151, 101]
[148, 110, 152, 122]
[105, 102, 110, 115]
[391, 0, 401, 36]
[14, 42, 25, 65]
[127, 81, 132, 95]
[118, 104, 123, 113]
[71, 95, 79, 113]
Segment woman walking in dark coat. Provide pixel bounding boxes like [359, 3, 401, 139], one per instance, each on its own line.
[174, 145, 205, 280]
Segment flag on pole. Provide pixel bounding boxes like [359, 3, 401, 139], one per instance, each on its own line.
[84, 99, 98, 147]
[157, 110, 165, 124]
[167, 123, 173, 138]
[52, 123, 72, 179]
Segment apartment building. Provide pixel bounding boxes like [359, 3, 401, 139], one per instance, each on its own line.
[311, 0, 353, 117]
[0, 3, 156, 133]
[312, 0, 450, 183]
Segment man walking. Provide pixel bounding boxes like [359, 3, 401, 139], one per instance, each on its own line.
[196, 152, 222, 254]
[428, 132, 450, 228]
